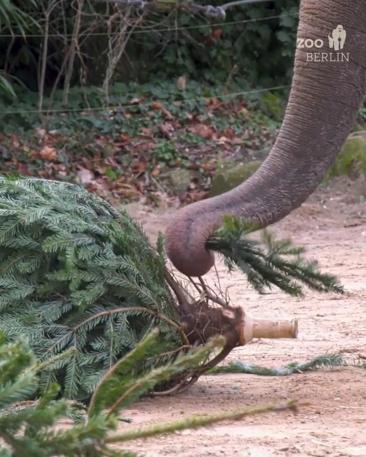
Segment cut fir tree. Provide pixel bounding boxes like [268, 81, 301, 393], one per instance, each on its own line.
[0, 177, 342, 400]
[0, 333, 297, 457]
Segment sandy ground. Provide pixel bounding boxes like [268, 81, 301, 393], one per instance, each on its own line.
[119, 177, 366, 457]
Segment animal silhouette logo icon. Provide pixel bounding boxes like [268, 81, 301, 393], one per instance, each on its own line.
[328, 25, 346, 51]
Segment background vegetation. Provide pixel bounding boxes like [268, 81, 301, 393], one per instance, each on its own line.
[0, 0, 298, 102]
[0, 0, 301, 204]
[0, 0, 364, 207]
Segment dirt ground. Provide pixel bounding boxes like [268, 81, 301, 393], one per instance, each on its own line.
[122, 177, 366, 457]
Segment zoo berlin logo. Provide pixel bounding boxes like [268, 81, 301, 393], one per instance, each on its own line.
[297, 25, 349, 62]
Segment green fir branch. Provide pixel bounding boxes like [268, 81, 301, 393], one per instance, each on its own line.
[207, 216, 343, 296]
[0, 178, 182, 400]
[208, 353, 345, 376]
[0, 335, 297, 456]
[106, 400, 298, 444]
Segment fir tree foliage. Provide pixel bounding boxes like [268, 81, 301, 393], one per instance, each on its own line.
[87, 329, 225, 417]
[0, 178, 181, 400]
[0, 330, 296, 457]
[1, 332, 294, 457]
[0, 332, 225, 456]
[208, 353, 345, 376]
[0, 334, 125, 457]
[207, 216, 343, 296]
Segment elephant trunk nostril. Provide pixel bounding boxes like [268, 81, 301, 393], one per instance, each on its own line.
[167, 244, 215, 277]
[165, 214, 216, 277]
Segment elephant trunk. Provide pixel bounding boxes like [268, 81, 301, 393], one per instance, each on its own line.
[166, 0, 366, 276]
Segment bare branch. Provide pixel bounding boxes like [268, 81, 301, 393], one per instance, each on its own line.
[100, 0, 273, 19]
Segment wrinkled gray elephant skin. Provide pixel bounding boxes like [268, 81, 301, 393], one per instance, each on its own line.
[166, 0, 366, 277]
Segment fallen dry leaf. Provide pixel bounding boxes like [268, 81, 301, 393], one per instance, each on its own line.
[207, 97, 222, 110]
[105, 157, 120, 168]
[112, 181, 140, 198]
[140, 127, 154, 137]
[217, 136, 231, 144]
[39, 145, 58, 161]
[35, 128, 47, 139]
[119, 133, 131, 143]
[151, 101, 173, 120]
[189, 123, 215, 140]
[77, 168, 95, 184]
[134, 140, 156, 153]
[159, 122, 175, 137]
[151, 165, 161, 177]
[131, 158, 147, 175]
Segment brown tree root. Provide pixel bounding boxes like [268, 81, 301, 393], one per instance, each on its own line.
[154, 271, 297, 395]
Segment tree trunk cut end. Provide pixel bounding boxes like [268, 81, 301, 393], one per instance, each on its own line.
[240, 316, 298, 345]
